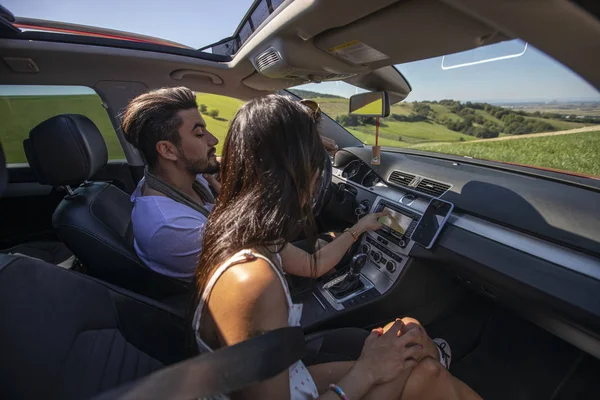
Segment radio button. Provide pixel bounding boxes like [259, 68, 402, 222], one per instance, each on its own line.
[372, 251, 381, 262]
[386, 261, 396, 272]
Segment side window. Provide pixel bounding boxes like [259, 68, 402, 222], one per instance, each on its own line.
[0, 85, 125, 164]
[195, 92, 244, 155]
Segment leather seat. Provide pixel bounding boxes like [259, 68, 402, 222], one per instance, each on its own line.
[24, 114, 189, 300]
[0, 138, 186, 399]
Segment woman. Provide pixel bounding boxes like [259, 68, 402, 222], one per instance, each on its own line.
[193, 95, 481, 399]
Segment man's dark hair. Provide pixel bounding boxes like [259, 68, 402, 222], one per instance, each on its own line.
[121, 87, 198, 166]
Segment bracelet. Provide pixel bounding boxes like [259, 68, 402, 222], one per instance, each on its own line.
[343, 228, 359, 242]
[328, 384, 349, 400]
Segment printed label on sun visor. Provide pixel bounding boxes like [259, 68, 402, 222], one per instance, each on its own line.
[328, 40, 389, 64]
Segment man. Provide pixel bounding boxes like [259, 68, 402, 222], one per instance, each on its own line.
[122, 87, 220, 280]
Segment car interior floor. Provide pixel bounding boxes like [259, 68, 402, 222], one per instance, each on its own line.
[409, 292, 600, 400]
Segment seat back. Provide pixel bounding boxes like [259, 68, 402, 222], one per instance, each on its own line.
[25, 114, 189, 299]
[0, 254, 187, 400]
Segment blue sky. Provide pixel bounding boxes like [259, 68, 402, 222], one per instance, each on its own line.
[4, 0, 600, 103]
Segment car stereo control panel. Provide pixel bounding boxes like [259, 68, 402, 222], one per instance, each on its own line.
[318, 196, 418, 310]
[359, 197, 417, 291]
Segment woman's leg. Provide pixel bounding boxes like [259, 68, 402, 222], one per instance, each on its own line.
[309, 361, 413, 400]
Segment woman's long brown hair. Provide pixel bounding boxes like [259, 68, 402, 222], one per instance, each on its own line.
[195, 94, 327, 300]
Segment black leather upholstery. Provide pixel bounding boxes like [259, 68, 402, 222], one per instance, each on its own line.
[0, 254, 187, 400]
[2, 240, 73, 264]
[25, 114, 189, 300]
[28, 114, 108, 186]
[53, 181, 188, 298]
[23, 138, 48, 184]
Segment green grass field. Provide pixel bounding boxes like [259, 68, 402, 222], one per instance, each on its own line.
[195, 93, 244, 154]
[351, 120, 475, 144]
[0, 94, 126, 163]
[524, 116, 588, 131]
[0, 93, 244, 163]
[3, 91, 597, 177]
[412, 131, 600, 176]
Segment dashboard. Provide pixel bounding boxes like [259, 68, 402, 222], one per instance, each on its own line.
[324, 147, 600, 358]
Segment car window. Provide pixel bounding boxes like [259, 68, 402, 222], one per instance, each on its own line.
[194, 92, 244, 155]
[292, 39, 600, 178]
[0, 85, 125, 164]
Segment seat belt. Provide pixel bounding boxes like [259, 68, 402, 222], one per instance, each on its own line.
[91, 327, 306, 400]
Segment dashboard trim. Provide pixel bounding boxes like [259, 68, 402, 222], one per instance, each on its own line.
[450, 214, 600, 281]
[333, 168, 600, 282]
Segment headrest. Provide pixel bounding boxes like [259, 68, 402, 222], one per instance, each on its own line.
[0, 141, 7, 197]
[27, 114, 108, 186]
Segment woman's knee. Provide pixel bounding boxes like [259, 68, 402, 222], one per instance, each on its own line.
[413, 357, 445, 381]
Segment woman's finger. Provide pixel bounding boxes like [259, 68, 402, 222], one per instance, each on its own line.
[402, 344, 425, 361]
[383, 319, 404, 338]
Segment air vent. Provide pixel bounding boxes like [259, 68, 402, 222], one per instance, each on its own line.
[255, 48, 281, 71]
[415, 178, 451, 197]
[389, 170, 416, 187]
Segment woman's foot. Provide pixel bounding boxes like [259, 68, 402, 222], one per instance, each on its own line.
[433, 338, 452, 369]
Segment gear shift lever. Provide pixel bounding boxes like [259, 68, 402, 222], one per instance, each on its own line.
[349, 253, 367, 276]
[329, 253, 367, 299]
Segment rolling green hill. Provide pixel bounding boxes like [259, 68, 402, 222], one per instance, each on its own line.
[313, 96, 595, 147]
[414, 130, 600, 177]
[2, 90, 595, 179]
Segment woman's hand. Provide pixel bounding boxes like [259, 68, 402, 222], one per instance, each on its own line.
[353, 211, 388, 234]
[320, 135, 339, 156]
[354, 320, 425, 386]
[382, 317, 439, 361]
[203, 173, 221, 195]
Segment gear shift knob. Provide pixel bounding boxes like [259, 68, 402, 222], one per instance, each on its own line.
[350, 253, 367, 276]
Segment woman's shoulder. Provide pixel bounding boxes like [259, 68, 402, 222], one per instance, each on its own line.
[213, 256, 285, 303]
[208, 256, 290, 341]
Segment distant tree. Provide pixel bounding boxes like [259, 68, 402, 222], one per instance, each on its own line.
[412, 103, 432, 117]
[199, 104, 207, 113]
[208, 109, 219, 118]
[459, 137, 465, 142]
[474, 127, 499, 139]
[336, 114, 360, 127]
[474, 115, 486, 125]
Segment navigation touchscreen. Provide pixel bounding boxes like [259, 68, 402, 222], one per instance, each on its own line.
[378, 206, 413, 235]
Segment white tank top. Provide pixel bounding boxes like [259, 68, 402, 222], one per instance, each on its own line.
[192, 249, 319, 400]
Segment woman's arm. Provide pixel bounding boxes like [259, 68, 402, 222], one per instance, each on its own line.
[208, 259, 380, 399]
[281, 212, 387, 278]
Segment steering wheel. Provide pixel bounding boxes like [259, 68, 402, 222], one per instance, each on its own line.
[312, 153, 333, 216]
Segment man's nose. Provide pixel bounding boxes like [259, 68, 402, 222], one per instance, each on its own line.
[208, 131, 219, 146]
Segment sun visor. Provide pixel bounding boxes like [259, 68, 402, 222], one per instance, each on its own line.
[344, 66, 411, 104]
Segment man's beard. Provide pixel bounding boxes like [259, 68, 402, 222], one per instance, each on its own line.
[180, 151, 220, 175]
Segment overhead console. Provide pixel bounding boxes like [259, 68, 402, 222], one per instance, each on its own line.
[241, 0, 510, 92]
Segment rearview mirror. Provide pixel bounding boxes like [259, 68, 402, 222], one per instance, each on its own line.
[349, 91, 390, 117]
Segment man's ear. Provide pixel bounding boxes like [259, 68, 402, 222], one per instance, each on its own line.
[156, 140, 179, 162]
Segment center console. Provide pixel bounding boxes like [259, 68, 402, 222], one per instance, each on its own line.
[317, 197, 420, 310]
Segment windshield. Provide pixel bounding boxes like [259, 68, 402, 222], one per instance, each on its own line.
[294, 40, 600, 178]
[3, 0, 254, 49]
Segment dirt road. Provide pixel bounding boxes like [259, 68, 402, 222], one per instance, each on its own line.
[470, 125, 600, 143]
